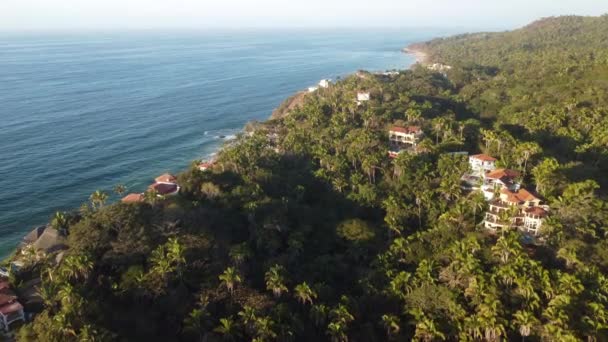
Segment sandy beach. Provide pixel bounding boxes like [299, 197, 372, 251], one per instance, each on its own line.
[403, 47, 429, 66]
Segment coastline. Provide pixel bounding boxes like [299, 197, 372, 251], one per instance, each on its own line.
[402, 46, 429, 66]
[3, 42, 423, 263]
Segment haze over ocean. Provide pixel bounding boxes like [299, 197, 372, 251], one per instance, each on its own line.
[0, 28, 456, 257]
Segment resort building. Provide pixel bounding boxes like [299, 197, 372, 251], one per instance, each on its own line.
[155, 173, 177, 185]
[0, 279, 25, 332]
[483, 188, 548, 236]
[388, 126, 424, 157]
[121, 193, 144, 203]
[469, 154, 497, 175]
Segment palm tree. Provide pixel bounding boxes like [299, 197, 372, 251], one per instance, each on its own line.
[381, 314, 400, 339]
[253, 316, 277, 341]
[294, 282, 317, 305]
[265, 264, 288, 298]
[214, 317, 240, 341]
[113, 184, 127, 196]
[166, 237, 186, 277]
[513, 310, 539, 341]
[144, 189, 160, 205]
[310, 304, 329, 329]
[491, 234, 521, 265]
[219, 267, 241, 295]
[414, 316, 446, 341]
[327, 322, 348, 342]
[238, 305, 257, 334]
[89, 190, 108, 210]
[51, 211, 68, 232]
[184, 308, 208, 342]
[61, 255, 93, 281]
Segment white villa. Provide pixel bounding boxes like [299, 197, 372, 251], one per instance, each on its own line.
[469, 154, 497, 175]
[307, 86, 318, 93]
[388, 126, 424, 157]
[483, 188, 548, 236]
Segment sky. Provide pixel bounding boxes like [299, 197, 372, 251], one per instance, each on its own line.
[1, 0, 607, 32]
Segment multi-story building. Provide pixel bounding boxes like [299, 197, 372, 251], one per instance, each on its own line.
[483, 188, 549, 236]
[388, 126, 424, 158]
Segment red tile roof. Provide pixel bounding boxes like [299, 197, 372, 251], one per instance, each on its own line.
[155, 173, 177, 184]
[0, 292, 17, 306]
[0, 282, 9, 292]
[148, 183, 178, 195]
[121, 193, 144, 203]
[0, 301, 23, 315]
[501, 188, 539, 203]
[470, 154, 497, 162]
[198, 162, 214, 170]
[485, 168, 520, 180]
[390, 126, 422, 134]
[525, 207, 548, 217]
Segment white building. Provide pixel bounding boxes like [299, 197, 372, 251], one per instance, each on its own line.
[481, 168, 521, 200]
[469, 154, 497, 175]
[319, 79, 331, 88]
[388, 126, 424, 157]
[357, 92, 371, 102]
[308, 86, 319, 93]
[483, 188, 548, 236]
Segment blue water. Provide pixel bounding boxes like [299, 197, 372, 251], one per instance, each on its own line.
[0, 28, 455, 258]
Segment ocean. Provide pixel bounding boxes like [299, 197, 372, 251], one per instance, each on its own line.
[0, 28, 456, 258]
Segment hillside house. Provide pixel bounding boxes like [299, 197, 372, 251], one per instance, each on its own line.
[469, 154, 497, 175]
[481, 168, 521, 199]
[388, 126, 424, 157]
[318, 79, 331, 88]
[483, 188, 548, 235]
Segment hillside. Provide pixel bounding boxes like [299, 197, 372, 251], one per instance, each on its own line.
[6, 16, 608, 341]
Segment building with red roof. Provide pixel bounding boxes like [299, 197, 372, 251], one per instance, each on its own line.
[148, 182, 179, 196]
[483, 187, 548, 236]
[121, 193, 144, 203]
[0, 279, 24, 332]
[481, 168, 521, 199]
[155, 173, 177, 184]
[198, 161, 214, 172]
[469, 154, 497, 175]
